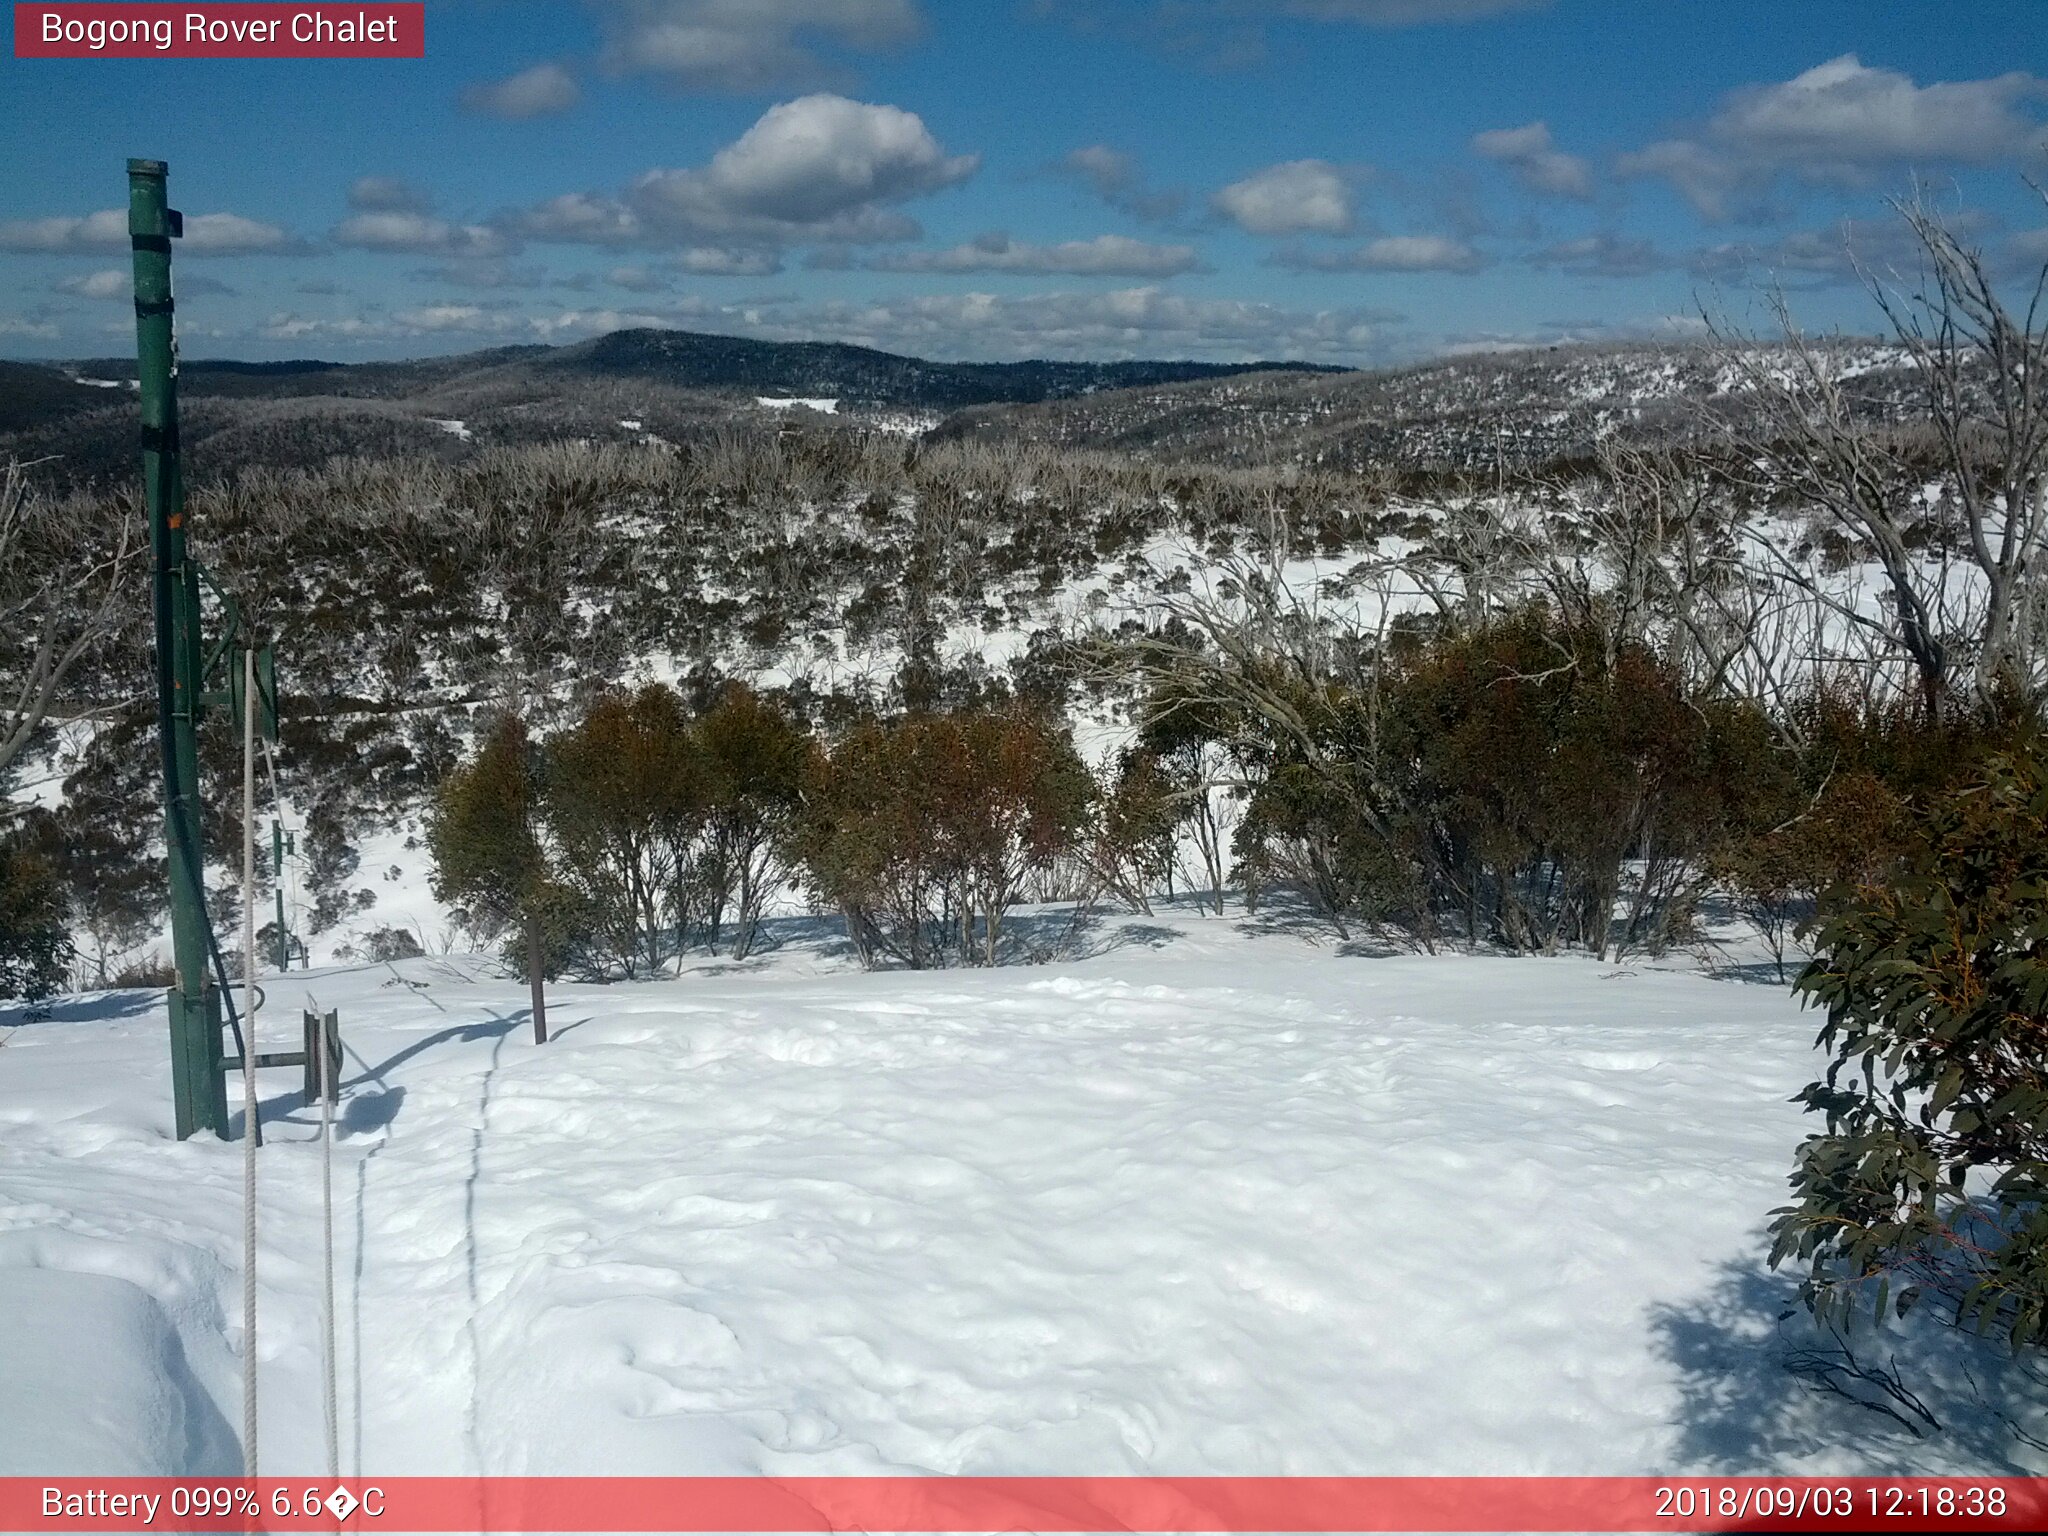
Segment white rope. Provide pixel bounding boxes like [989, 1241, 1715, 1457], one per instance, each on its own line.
[319, 1007, 339, 1479]
[240, 646, 260, 1477]
[265, 726, 340, 1476]
[258, 732, 291, 969]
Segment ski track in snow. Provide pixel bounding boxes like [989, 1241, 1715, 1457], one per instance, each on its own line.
[2, 911, 2042, 1478]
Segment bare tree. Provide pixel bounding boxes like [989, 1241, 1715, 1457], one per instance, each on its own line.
[0, 463, 139, 785]
[1875, 193, 2048, 706]
[1709, 191, 2048, 719]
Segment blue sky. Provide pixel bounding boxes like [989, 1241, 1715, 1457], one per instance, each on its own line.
[4, 0, 2047, 365]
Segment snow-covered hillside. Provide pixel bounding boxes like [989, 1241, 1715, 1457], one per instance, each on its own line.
[3, 908, 2042, 1478]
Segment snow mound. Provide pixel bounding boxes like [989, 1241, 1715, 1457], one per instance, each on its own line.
[0, 1265, 237, 1474]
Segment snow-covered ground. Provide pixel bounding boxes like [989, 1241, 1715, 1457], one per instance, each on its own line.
[3, 906, 2043, 1479]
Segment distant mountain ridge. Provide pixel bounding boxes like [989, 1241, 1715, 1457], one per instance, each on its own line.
[1, 328, 1920, 489]
[41, 328, 1342, 416]
[535, 329, 1343, 409]
[0, 328, 1347, 486]
[929, 338, 1919, 472]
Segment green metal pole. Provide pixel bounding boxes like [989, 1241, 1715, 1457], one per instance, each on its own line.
[131, 158, 227, 1141]
[273, 820, 289, 971]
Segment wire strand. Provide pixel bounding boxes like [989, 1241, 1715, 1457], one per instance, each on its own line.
[239, 645, 259, 1478]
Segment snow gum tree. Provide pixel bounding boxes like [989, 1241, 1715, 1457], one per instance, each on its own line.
[0, 817, 71, 1003]
[425, 712, 556, 1042]
[800, 710, 1093, 968]
[1713, 193, 2048, 723]
[542, 685, 706, 978]
[1771, 750, 2048, 1350]
[696, 684, 812, 961]
[0, 461, 138, 782]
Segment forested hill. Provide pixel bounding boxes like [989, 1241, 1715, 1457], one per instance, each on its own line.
[4, 329, 1924, 489]
[533, 329, 1342, 409]
[929, 338, 1919, 473]
[0, 328, 1344, 486]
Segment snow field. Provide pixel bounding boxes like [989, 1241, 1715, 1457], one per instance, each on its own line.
[7, 908, 2046, 1481]
[8, 906, 1986, 1482]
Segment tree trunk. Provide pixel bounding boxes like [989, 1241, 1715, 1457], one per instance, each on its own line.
[525, 913, 548, 1044]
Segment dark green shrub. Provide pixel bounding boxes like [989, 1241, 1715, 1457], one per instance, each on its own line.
[696, 684, 812, 960]
[542, 685, 705, 977]
[0, 821, 72, 1002]
[801, 709, 1093, 967]
[1770, 750, 2048, 1349]
[425, 711, 556, 1039]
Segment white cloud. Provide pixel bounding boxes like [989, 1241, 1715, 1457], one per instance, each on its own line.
[1278, 234, 1486, 272]
[1470, 121, 1594, 200]
[590, 0, 922, 92]
[0, 315, 59, 339]
[181, 213, 304, 255]
[0, 209, 130, 252]
[261, 304, 534, 342]
[51, 268, 235, 300]
[711, 286, 1402, 362]
[1615, 138, 1746, 221]
[252, 285, 1401, 363]
[514, 94, 976, 249]
[819, 287, 1399, 360]
[1687, 214, 1993, 286]
[1621, 56, 2048, 219]
[867, 232, 1204, 276]
[1524, 233, 1669, 278]
[1213, 160, 1353, 235]
[0, 208, 299, 254]
[1709, 55, 2043, 166]
[607, 266, 670, 291]
[260, 312, 393, 341]
[396, 304, 520, 332]
[462, 63, 581, 119]
[674, 247, 785, 275]
[1064, 145, 1135, 195]
[348, 176, 431, 214]
[528, 307, 699, 340]
[1054, 144, 1187, 221]
[512, 193, 647, 245]
[664, 93, 975, 224]
[415, 261, 555, 290]
[334, 211, 516, 259]
[53, 269, 131, 300]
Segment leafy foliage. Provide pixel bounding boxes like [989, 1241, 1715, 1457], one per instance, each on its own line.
[543, 686, 705, 978]
[695, 684, 813, 961]
[1207, 608, 1779, 954]
[801, 709, 1093, 968]
[0, 816, 73, 1003]
[1770, 751, 2048, 1350]
[425, 712, 557, 972]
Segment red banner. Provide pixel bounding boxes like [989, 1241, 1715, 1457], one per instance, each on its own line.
[3, 1477, 2046, 1533]
[13, 5, 423, 58]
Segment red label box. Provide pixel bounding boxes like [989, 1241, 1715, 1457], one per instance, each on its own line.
[14, 4, 424, 58]
[3, 1477, 2048, 1533]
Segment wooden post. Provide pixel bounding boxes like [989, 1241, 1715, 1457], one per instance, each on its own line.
[525, 915, 548, 1044]
[301, 1009, 340, 1105]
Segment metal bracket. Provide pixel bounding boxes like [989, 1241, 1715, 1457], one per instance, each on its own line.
[194, 561, 240, 688]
